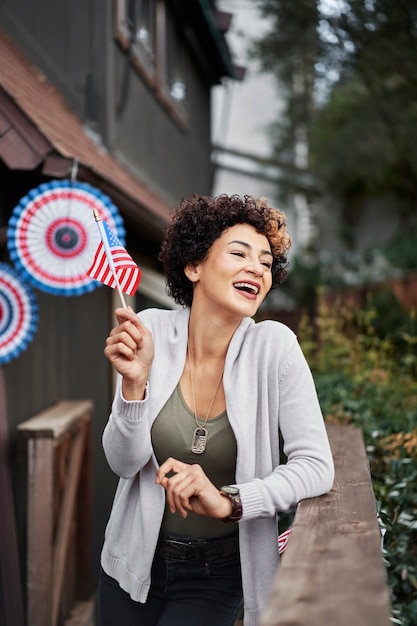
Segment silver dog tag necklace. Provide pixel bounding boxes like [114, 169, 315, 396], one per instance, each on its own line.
[187, 341, 224, 454]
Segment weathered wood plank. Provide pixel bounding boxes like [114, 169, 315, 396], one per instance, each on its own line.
[27, 438, 54, 626]
[75, 420, 92, 600]
[261, 424, 391, 626]
[51, 427, 86, 626]
[17, 400, 93, 440]
[0, 368, 24, 626]
[64, 598, 96, 626]
[20, 400, 94, 626]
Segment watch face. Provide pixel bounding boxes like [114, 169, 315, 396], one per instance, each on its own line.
[221, 486, 239, 495]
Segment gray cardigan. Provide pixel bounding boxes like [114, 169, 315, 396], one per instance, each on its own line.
[101, 307, 334, 626]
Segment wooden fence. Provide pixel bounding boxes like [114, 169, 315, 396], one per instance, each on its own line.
[17, 400, 94, 626]
[15, 403, 390, 626]
[261, 423, 391, 626]
[322, 271, 417, 312]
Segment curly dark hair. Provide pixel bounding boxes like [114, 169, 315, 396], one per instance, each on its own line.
[158, 194, 291, 307]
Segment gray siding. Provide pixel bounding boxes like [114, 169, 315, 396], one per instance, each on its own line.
[0, 0, 214, 202]
[0, 0, 229, 608]
[113, 50, 212, 203]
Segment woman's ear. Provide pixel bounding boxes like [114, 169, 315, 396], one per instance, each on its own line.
[184, 263, 200, 283]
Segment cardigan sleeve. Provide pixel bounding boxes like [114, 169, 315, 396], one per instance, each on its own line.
[236, 336, 335, 519]
[101, 307, 188, 480]
[102, 377, 155, 479]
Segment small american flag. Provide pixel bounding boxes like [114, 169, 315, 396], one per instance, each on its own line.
[278, 527, 292, 555]
[87, 219, 141, 296]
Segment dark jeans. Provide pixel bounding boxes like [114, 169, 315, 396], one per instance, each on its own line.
[98, 551, 243, 626]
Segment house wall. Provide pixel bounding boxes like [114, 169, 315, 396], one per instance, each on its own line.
[0, 164, 117, 598]
[0, 163, 180, 604]
[0, 0, 94, 117]
[0, 0, 226, 612]
[112, 47, 212, 203]
[0, 0, 214, 205]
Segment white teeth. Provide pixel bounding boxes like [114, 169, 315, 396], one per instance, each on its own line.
[234, 282, 259, 295]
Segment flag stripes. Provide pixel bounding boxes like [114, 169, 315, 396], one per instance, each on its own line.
[88, 243, 141, 296]
[278, 526, 292, 555]
[87, 218, 141, 296]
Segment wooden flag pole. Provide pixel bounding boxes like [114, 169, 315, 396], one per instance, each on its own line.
[93, 210, 128, 309]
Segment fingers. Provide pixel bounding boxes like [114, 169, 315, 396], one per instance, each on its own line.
[113, 309, 144, 343]
[115, 306, 137, 325]
[105, 309, 150, 359]
[103, 309, 154, 389]
[114, 307, 150, 334]
[156, 459, 228, 519]
[105, 328, 140, 359]
[156, 458, 206, 518]
[156, 457, 188, 483]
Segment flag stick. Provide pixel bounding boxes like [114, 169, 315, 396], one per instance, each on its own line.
[93, 210, 128, 309]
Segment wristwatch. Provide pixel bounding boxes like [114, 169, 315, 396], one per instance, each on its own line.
[219, 485, 243, 523]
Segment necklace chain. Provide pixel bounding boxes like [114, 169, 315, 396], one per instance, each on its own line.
[187, 340, 224, 429]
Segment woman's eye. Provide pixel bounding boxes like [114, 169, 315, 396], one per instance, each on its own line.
[231, 251, 245, 258]
[262, 261, 272, 269]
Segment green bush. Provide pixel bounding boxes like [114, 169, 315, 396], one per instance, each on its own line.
[298, 296, 417, 625]
[382, 233, 417, 271]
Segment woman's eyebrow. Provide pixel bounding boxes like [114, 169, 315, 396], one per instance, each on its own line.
[227, 240, 273, 257]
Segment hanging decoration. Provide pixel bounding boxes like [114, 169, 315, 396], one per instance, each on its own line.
[7, 179, 125, 296]
[0, 263, 38, 364]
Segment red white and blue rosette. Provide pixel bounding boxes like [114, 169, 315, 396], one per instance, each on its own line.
[7, 180, 126, 296]
[0, 263, 38, 365]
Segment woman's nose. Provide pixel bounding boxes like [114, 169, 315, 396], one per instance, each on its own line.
[246, 258, 264, 276]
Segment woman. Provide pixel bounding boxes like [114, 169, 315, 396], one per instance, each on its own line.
[98, 194, 334, 626]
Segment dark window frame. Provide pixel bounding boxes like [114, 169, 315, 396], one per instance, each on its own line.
[114, 0, 189, 131]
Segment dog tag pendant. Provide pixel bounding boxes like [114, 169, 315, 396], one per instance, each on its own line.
[191, 427, 208, 454]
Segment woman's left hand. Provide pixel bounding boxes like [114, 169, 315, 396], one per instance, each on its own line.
[156, 458, 232, 519]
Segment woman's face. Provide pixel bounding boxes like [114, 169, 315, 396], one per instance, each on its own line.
[185, 223, 273, 320]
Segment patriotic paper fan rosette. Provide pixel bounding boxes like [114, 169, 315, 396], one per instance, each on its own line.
[7, 180, 125, 296]
[0, 263, 38, 364]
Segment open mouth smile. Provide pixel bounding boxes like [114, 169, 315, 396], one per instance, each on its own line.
[233, 282, 260, 296]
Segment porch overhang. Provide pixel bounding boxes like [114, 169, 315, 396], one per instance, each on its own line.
[0, 30, 172, 239]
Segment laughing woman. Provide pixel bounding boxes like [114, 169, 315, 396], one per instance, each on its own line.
[98, 194, 334, 626]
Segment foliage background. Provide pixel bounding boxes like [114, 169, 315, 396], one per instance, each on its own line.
[252, 0, 417, 272]
[298, 296, 417, 625]
[250, 4, 417, 621]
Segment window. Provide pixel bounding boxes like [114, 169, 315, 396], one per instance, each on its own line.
[114, 0, 189, 129]
[165, 7, 187, 106]
[132, 0, 156, 74]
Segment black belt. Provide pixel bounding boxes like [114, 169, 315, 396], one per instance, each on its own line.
[156, 532, 239, 563]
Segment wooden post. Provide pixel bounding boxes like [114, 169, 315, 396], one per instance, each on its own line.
[261, 424, 391, 626]
[75, 418, 92, 601]
[18, 400, 93, 626]
[51, 426, 86, 626]
[0, 368, 24, 626]
[27, 437, 54, 626]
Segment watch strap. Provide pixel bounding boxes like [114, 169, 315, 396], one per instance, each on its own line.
[220, 487, 243, 523]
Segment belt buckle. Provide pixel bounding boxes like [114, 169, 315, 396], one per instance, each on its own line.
[159, 539, 196, 561]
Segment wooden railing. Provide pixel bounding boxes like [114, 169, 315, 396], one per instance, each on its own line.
[16, 403, 390, 626]
[17, 400, 93, 626]
[261, 423, 392, 626]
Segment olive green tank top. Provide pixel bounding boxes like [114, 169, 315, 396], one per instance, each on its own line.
[151, 383, 237, 538]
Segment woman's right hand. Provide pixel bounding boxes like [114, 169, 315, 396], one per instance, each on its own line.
[104, 307, 154, 400]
